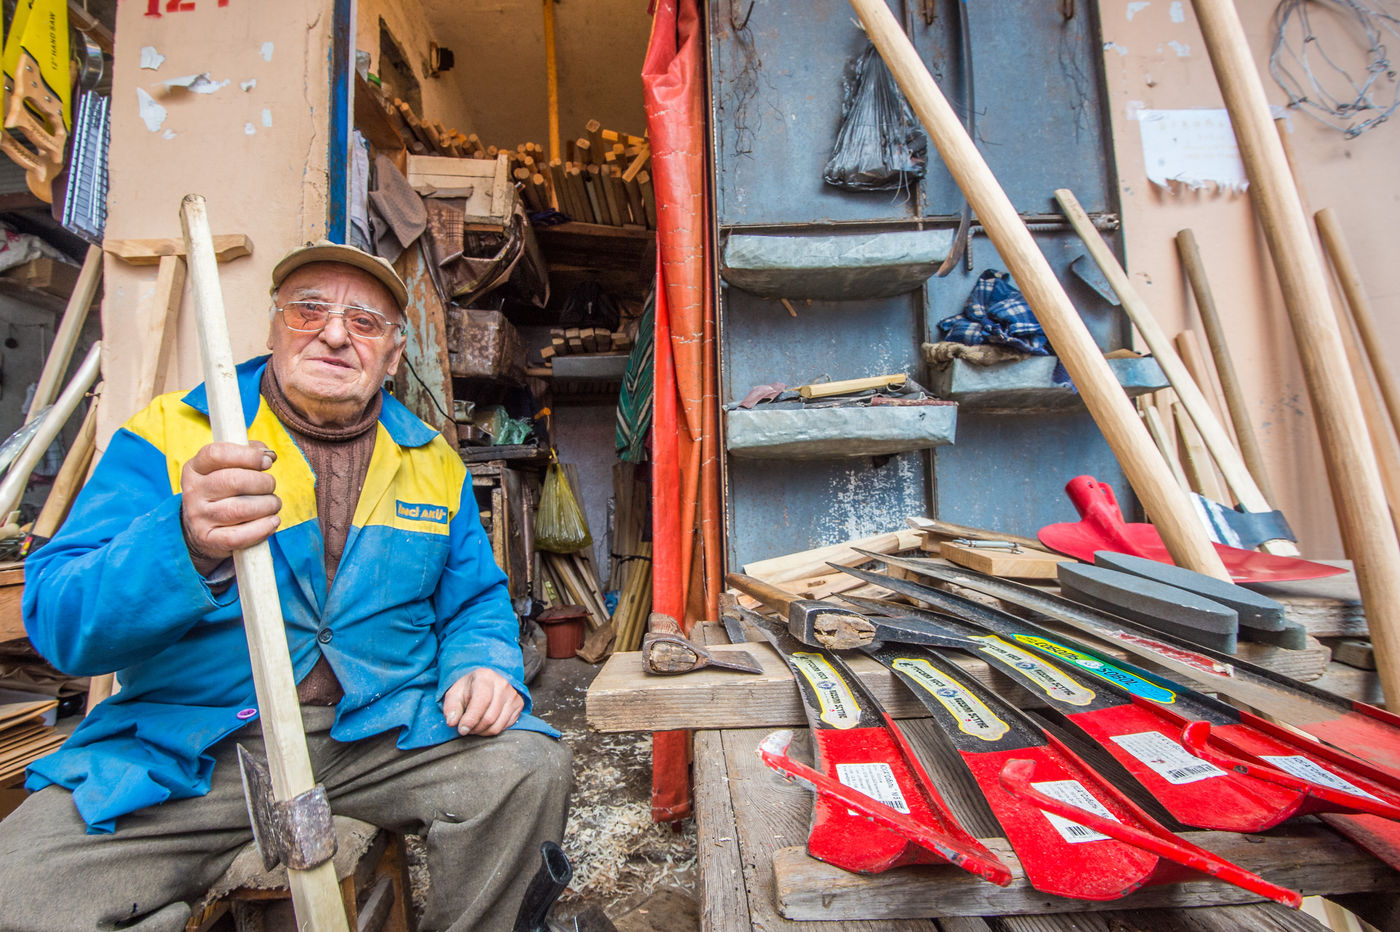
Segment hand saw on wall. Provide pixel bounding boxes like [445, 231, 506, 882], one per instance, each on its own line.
[2, 0, 73, 203]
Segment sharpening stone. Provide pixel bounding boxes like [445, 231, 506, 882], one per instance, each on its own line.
[1057, 563, 1240, 654]
[1092, 550, 1287, 632]
[1241, 619, 1308, 651]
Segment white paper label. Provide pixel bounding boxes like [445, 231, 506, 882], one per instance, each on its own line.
[835, 762, 909, 813]
[1110, 731, 1226, 784]
[1262, 755, 1381, 801]
[1031, 779, 1118, 844]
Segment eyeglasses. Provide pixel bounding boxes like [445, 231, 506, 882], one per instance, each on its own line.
[276, 300, 405, 340]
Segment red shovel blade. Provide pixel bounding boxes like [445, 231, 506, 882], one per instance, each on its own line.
[1039, 476, 1347, 583]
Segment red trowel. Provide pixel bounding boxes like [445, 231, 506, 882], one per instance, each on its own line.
[1039, 476, 1346, 584]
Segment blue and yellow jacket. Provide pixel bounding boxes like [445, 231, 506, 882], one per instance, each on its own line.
[22, 356, 553, 832]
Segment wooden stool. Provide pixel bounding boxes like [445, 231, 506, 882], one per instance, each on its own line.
[184, 816, 414, 932]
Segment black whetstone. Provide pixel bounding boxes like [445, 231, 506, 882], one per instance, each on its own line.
[1057, 563, 1240, 653]
[1092, 551, 1286, 631]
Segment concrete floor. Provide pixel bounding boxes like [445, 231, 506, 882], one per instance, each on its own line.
[528, 653, 699, 931]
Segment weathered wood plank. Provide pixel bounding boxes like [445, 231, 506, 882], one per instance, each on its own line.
[742, 530, 922, 583]
[585, 645, 1037, 733]
[771, 823, 1395, 921]
[391, 243, 456, 447]
[1246, 563, 1366, 638]
[693, 730, 749, 932]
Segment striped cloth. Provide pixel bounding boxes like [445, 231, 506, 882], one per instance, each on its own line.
[615, 291, 655, 462]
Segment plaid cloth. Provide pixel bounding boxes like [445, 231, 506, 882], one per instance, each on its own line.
[937, 270, 1050, 356]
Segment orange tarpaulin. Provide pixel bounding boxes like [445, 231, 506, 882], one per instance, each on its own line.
[642, 0, 721, 821]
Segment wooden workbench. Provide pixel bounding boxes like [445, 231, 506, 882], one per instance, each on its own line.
[587, 627, 1400, 929]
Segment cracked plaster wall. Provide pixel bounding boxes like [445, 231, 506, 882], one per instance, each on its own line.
[99, 0, 333, 447]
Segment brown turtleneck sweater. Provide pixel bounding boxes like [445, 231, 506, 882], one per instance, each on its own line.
[262, 366, 381, 704]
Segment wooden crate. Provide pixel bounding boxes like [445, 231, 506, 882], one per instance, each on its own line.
[406, 152, 513, 227]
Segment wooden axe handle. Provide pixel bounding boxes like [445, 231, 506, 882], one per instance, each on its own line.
[180, 195, 349, 931]
[848, 0, 1228, 580]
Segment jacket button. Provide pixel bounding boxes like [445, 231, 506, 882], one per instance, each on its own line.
[317, 629, 333, 644]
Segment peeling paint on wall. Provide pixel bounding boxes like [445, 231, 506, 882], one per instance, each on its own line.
[140, 47, 164, 70]
[162, 73, 230, 94]
[1166, 40, 1191, 57]
[136, 88, 166, 131]
[245, 122, 257, 135]
[260, 42, 275, 62]
[241, 79, 257, 92]
[262, 109, 273, 128]
[1126, 2, 1150, 20]
[1104, 41, 1130, 56]
[1169, 1, 1185, 23]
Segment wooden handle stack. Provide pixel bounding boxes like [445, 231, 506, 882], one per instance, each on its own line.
[541, 327, 633, 361]
[1191, 0, 1400, 702]
[380, 97, 652, 229]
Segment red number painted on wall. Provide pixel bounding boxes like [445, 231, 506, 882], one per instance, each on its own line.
[146, 0, 230, 16]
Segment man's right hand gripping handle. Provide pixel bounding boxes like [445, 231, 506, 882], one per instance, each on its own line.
[180, 442, 281, 576]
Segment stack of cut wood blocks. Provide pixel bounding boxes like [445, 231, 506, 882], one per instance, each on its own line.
[540, 326, 632, 362]
[383, 99, 655, 230]
[0, 694, 61, 788]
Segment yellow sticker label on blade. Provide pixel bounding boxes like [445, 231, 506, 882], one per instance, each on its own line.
[891, 658, 1010, 741]
[971, 635, 1096, 706]
[790, 653, 862, 728]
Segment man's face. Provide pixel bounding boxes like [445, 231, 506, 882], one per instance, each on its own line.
[266, 262, 406, 427]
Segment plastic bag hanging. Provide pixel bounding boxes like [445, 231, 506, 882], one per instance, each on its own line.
[535, 460, 594, 553]
[823, 42, 927, 191]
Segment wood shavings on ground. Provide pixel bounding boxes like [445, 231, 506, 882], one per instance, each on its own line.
[555, 728, 697, 905]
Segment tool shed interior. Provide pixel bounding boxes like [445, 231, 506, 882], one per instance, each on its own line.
[1, 0, 1400, 930]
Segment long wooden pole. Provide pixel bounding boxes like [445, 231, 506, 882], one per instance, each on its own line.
[1175, 229, 1276, 502]
[179, 196, 349, 931]
[847, 0, 1227, 578]
[1056, 188, 1299, 557]
[542, 0, 560, 162]
[26, 244, 102, 424]
[1314, 215, 1400, 535]
[0, 342, 101, 521]
[1315, 207, 1400, 445]
[1191, 0, 1400, 703]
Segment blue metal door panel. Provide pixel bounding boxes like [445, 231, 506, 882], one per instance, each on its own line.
[721, 290, 922, 396]
[710, 2, 1128, 569]
[961, 3, 1115, 215]
[709, 0, 957, 227]
[932, 411, 1128, 541]
[728, 453, 930, 569]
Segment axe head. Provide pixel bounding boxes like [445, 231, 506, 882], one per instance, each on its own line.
[789, 599, 877, 650]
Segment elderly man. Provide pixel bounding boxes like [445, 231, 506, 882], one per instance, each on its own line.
[0, 242, 571, 931]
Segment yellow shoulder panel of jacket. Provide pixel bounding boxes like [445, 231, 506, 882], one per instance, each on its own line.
[354, 430, 462, 536]
[122, 391, 319, 531]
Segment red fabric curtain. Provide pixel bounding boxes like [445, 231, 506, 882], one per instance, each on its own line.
[642, 0, 720, 821]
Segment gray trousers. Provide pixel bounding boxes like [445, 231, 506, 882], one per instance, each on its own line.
[0, 708, 572, 932]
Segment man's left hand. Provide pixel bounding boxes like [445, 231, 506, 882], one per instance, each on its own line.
[442, 668, 523, 736]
